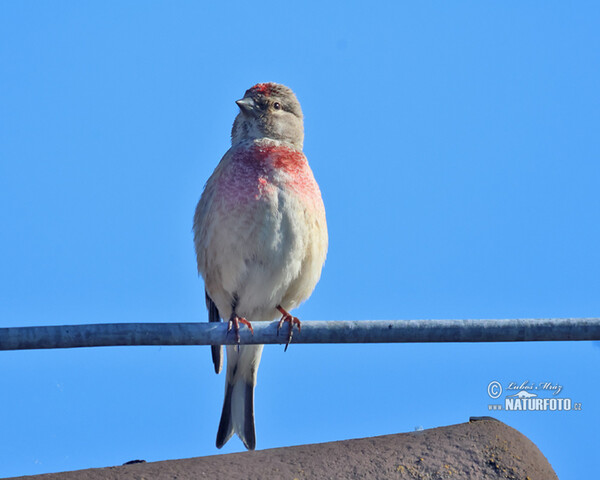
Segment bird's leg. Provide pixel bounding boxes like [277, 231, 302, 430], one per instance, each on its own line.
[227, 313, 254, 344]
[276, 305, 301, 352]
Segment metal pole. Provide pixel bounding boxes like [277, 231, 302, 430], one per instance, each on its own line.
[0, 318, 599, 351]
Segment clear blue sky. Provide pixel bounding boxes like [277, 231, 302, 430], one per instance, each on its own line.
[1, 2, 599, 478]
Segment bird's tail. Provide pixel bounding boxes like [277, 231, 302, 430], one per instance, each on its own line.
[216, 344, 264, 450]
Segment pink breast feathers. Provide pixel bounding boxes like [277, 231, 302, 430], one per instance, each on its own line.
[219, 145, 323, 209]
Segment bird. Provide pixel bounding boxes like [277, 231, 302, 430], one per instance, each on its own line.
[193, 83, 328, 450]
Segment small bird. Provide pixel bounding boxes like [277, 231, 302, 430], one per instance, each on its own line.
[193, 83, 328, 450]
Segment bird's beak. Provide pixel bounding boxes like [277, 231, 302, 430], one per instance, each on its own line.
[236, 97, 256, 115]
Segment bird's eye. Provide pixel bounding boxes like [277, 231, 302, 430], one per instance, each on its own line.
[273, 102, 281, 110]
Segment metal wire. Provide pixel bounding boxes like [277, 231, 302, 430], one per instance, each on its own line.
[0, 318, 598, 351]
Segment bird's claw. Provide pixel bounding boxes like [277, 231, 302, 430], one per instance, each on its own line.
[276, 306, 301, 352]
[227, 314, 253, 347]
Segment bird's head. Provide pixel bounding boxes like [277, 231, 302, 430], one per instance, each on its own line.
[231, 83, 304, 149]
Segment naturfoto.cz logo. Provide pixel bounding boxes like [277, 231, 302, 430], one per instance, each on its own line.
[486, 380, 582, 412]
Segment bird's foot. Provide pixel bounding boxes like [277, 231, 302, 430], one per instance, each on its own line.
[276, 305, 301, 352]
[227, 313, 253, 344]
